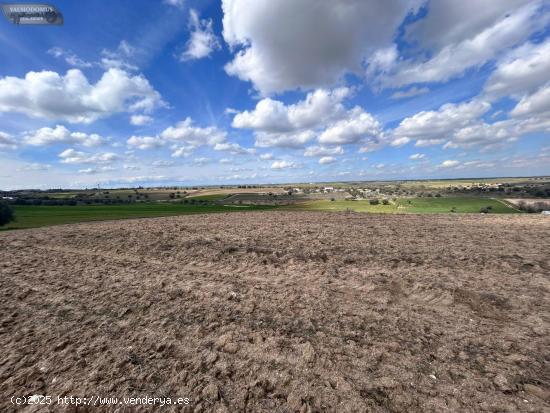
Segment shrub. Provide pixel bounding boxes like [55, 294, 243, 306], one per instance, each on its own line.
[369, 199, 379, 205]
[0, 200, 14, 226]
[479, 207, 490, 214]
[382, 199, 389, 205]
[330, 197, 335, 202]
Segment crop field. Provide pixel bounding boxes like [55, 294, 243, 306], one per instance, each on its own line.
[290, 197, 518, 214]
[1, 212, 549, 412]
[1, 204, 274, 230]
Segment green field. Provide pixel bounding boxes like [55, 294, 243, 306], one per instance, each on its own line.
[1, 203, 275, 230]
[1, 197, 521, 231]
[289, 197, 519, 214]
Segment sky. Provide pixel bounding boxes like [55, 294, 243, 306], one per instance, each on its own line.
[0, 0, 549, 189]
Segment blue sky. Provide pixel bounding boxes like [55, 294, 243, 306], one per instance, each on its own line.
[0, 0, 549, 189]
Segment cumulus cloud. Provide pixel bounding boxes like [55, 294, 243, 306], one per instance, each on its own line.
[127, 136, 164, 150]
[179, 9, 221, 61]
[23, 125, 105, 147]
[439, 160, 460, 168]
[484, 39, 550, 100]
[271, 160, 297, 170]
[371, 2, 547, 88]
[510, 83, 550, 117]
[59, 148, 118, 164]
[394, 100, 491, 143]
[318, 107, 383, 145]
[304, 145, 344, 157]
[390, 137, 410, 147]
[0, 68, 164, 123]
[259, 153, 273, 160]
[233, 88, 384, 149]
[0, 132, 17, 150]
[233, 88, 350, 133]
[161, 117, 227, 147]
[319, 156, 336, 165]
[222, 0, 419, 94]
[213, 142, 255, 155]
[255, 130, 315, 149]
[130, 114, 153, 126]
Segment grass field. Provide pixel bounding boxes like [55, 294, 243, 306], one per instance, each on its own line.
[1, 197, 520, 230]
[1, 203, 275, 230]
[290, 197, 519, 214]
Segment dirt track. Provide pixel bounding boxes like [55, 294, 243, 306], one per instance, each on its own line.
[1, 212, 549, 412]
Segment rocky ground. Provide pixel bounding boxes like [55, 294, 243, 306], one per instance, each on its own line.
[1, 212, 549, 412]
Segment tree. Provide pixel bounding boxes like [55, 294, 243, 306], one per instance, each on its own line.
[0, 201, 14, 226]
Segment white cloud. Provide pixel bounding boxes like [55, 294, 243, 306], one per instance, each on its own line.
[259, 153, 273, 160]
[179, 9, 221, 61]
[409, 153, 426, 160]
[318, 107, 382, 145]
[161, 117, 226, 147]
[255, 130, 316, 149]
[415, 139, 445, 147]
[23, 125, 105, 147]
[213, 142, 255, 155]
[271, 160, 297, 170]
[405, 0, 529, 50]
[78, 166, 115, 174]
[171, 146, 193, 158]
[233, 88, 350, 133]
[439, 160, 460, 168]
[59, 148, 118, 164]
[304, 145, 344, 157]
[47, 47, 94, 68]
[0, 132, 17, 150]
[484, 39, 550, 99]
[222, 0, 419, 94]
[130, 114, 153, 125]
[0, 68, 164, 123]
[164, 0, 184, 8]
[127, 136, 164, 150]
[319, 156, 336, 165]
[390, 137, 410, 147]
[231, 87, 385, 149]
[100, 41, 139, 71]
[394, 100, 490, 143]
[511, 83, 550, 117]
[372, 2, 546, 88]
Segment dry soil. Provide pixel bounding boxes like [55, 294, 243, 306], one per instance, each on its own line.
[1, 212, 549, 412]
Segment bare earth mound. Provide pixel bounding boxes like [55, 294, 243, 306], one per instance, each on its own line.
[1, 212, 549, 412]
